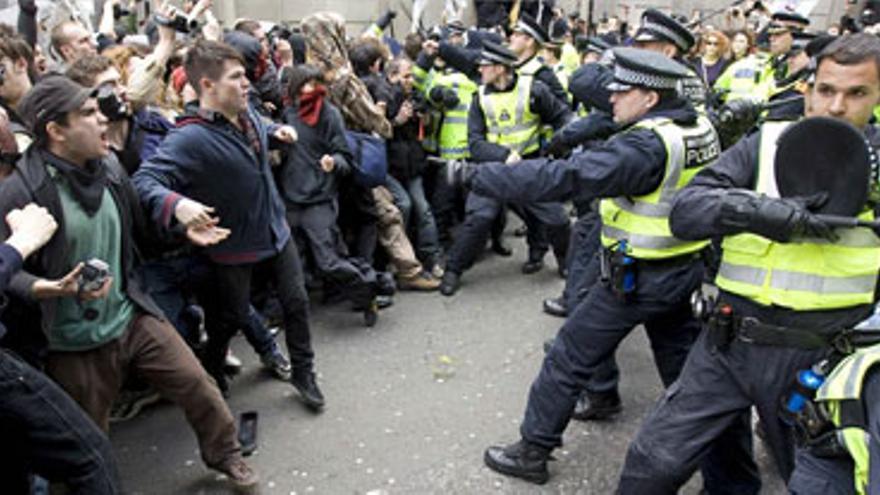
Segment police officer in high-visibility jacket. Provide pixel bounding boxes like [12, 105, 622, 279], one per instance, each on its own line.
[479, 48, 757, 488]
[509, 13, 569, 105]
[618, 33, 880, 494]
[439, 40, 571, 296]
[632, 9, 708, 111]
[800, 340, 880, 495]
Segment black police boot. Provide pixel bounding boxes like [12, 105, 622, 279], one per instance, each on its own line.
[571, 390, 622, 421]
[491, 239, 513, 257]
[440, 271, 461, 297]
[484, 439, 552, 484]
[542, 296, 567, 318]
[521, 258, 544, 274]
[291, 369, 325, 411]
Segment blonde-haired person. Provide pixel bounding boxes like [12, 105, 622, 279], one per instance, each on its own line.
[694, 29, 732, 87]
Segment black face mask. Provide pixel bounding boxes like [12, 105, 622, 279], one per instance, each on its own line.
[96, 84, 130, 122]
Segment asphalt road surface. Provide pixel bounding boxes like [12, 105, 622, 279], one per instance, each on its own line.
[112, 236, 787, 495]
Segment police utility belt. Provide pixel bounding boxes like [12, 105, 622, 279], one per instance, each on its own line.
[692, 291, 880, 352]
[600, 240, 700, 300]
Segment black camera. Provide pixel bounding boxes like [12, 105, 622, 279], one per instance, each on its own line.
[154, 13, 198, 34]
[96, 84, 129, 122]
[78, 258, 110, 293]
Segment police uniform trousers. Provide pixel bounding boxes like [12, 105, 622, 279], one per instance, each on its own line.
[524, 259, 761, 493]
[787, 365, 880, 494]
[445, 191, 569, 275]
[618, 319, 830, 494]
[562, 209, 601, 311]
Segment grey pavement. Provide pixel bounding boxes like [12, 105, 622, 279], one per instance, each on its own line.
[111, 238, 786, 495]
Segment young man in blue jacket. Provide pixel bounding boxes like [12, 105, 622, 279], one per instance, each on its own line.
[133, 40, 326, 409]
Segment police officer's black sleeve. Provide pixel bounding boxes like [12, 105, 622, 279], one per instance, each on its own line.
[415, 50, 435, 73]
[534, 66, 569, 105]
[471, 128, 666, 202]
[17, 0, 38, 48]
[468, 91, 513, 163]
[438, 42, 481, 81]
[669, 132, 760, 240]
[555, 111, 618, 147]
[530, 80, 573, 131]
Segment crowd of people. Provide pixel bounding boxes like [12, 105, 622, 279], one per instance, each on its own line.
[3, 0, 880, 493]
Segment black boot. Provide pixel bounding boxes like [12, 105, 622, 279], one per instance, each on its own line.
[542, 296, 567, 318]
[291, 369, 325, 411]
[491, 239, 513, 257]
[521, 258, 544, 274]
[440, 271, 461, 297]
[483, 439, 552, 484]
[571, 390, 622, 421]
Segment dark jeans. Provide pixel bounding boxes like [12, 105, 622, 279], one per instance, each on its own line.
[141, 255, 277, 357]
[204, 240, 313, 381]
[386, 175, 441, 266]
[0, 348, 120, 494]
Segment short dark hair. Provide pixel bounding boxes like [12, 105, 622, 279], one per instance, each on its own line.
[66, 54, 113, 87]
[0, 33, 33, 64]
[349, 39, 386, 77]
[184, 40, 245, 95]
[816, 32, 880, 81]
[286, 63, 323, 101]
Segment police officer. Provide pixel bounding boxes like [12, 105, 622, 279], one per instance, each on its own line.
[439, 41, 571, 296]
[762, 31, 821, 121]
[763, 11, 811, 88]
[796, 340, 880, 494]
[617, 32, 880, 494]
[417, 27, 513, 256]
[478, 48, 758, 491]
[541, 20, 574, 95]
[632, 8, 708, 111]
[509, 13, 569, 105]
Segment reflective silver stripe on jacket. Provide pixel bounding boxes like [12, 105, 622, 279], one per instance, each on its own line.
[601, 224, 693, 249]
[480, 78, 530, 138]
[718, 263, 877, 294]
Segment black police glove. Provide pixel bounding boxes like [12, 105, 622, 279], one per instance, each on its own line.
[545, 134, 572, 158]
[376, 9, 398, 30]
[442, 90, 460, 109]
[720, 190, 837, 242]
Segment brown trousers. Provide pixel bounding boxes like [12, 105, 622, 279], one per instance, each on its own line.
[373, 186, 422, 278]
[46, 314, 239, 467]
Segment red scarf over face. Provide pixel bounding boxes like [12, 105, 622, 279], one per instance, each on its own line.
[298, 85, 327, 126]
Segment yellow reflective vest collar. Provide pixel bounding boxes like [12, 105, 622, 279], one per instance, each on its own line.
[599, 115, 717, 259]
[479, 75, 541, 156]
[815, 344, 880, 495]
[715, 121, 880, 310]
